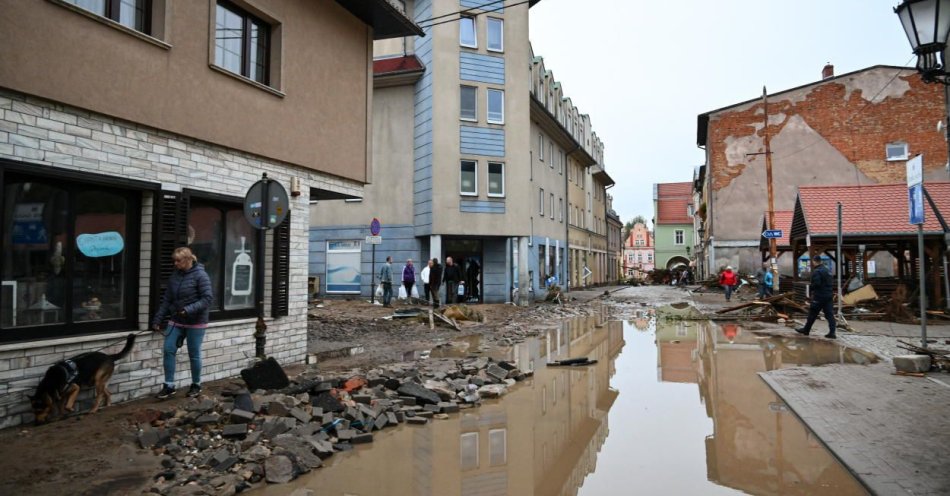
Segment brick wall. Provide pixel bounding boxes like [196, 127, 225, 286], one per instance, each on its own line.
[0, 89, 357, 428]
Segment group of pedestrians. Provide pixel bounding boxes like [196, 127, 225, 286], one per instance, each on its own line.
[378, 255, 479, 308]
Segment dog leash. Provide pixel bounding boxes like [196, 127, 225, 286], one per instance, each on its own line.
[85, 328, 153, 354]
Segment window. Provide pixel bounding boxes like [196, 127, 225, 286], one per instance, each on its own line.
[64, 0, 152, 34]
[539, 188, 545, 214]
[460, 160, 477, 195]
[487, 89, 504, 124]
[538, 134, 544, 161]
[1, 173, 140, 341]
[326, 240, 361, 294]
[489, 429, 507, 466]
[488, 162, 505, 197]
[559, 152, 564, 174]
[459, 16, 477, 48]
[189, 198, 259, 315]
[559, 198, 563, 222]
[648, 253, 653, 262]
[550, 193, 555, 218]
[674, 229, 685, 245]
[487, 17, 503, 51]
[460, 432, 479, 470]
[215, 0, 270, 85]
[886, 142, 909, 161]
[549, 143, 554, 168]
[460, 85, 477, 121]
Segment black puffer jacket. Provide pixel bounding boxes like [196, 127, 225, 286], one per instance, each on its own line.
[152, 263, 213, 328]
[810, 264, 834, 300]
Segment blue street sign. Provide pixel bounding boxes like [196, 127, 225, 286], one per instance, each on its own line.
[762, 229, 783, 239]
[909, 183, 924, 225]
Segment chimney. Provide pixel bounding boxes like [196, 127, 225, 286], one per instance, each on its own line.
[822, 62, 834, 80]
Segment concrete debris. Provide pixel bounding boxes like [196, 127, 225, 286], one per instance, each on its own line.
[893, 354, 932, 373]
[139, 354, 530, 493]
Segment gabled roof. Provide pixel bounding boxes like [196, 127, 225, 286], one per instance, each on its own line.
[792, 182, 950, 238]
[656, 181, 693, 225]
[759, 211, 793, 250]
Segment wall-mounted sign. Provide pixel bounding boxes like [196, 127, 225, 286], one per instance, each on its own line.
[231, 236, 253, 296]
[76, 232, 124, 258]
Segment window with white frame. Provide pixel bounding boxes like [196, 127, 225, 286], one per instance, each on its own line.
[559, 151, 564, 174]
[488, 162, 505, 197]
[886, 142, 909, 161]
[459, 16, 476, 48]
[487, 88, 504, 124]
[539, 188, 545, 214]
[674, 229, 684, 245]
[460, 160, 477, 195]
[559, 198, 563, 222]
[460, 85, 477, 121]
[538, 134, 544, 161]
[550, 193, 554, 218]
[549, 143, 554, 168]
[460, 432, 479, 470]
[486, 17, 503, 52]
[648, 252, 653, 262]
[489, 428, 507, 466]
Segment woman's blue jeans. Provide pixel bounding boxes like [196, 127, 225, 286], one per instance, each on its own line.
[163, 324, 206, 387]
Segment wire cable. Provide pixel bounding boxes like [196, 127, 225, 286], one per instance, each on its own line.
[419, 0, 533, 29]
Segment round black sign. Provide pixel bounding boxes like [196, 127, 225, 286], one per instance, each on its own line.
[243, 177, 290, 230]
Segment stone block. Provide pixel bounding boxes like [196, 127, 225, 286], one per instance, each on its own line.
[437, 402, 459, 414]
[407, 417, 428, 425]
[223, 424, 248, 438]
[353, 394, 372, 405]
[289, 407, 311, 424]
[351, 433, 373, 444]
[486, 364, 508, 382]
[264, 455, 294, 484]
[195, 413, 220, 426]
[893, 355, 932, 373]
[396, 382, 441, 405]
[230, 409, 255, 424]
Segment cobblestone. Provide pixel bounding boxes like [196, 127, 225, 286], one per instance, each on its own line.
[761, 363, 950, 495]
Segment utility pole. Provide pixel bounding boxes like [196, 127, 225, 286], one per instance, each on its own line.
[755, 87, 780, 290]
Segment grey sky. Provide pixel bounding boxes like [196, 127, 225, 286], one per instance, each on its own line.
[529, 0, 916, 225]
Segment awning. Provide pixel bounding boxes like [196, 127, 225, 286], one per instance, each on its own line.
[335, 0, 424, 40]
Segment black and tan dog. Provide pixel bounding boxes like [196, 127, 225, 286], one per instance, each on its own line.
[29, 333, 136, 423]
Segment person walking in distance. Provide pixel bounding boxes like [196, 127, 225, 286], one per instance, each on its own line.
[796, 256, 837, 339]
[402, 259, 415, 304]
[719, 266, 738, 302]
[443, 256, 462, 305]
[429, 258, 443, 308]
[379, 256, 394, 308]
[755, 262, 774, 300]
[151, 247, 213, 399]
[420, 259, 432, 303]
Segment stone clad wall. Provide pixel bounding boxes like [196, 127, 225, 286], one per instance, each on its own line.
[0, 89, 355, 428]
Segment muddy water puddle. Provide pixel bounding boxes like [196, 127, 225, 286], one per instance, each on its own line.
[258, 310, 869, 495]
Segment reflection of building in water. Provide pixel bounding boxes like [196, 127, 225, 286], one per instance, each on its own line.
[267, 318, 624, 496]
[628, 309, 654, 331]
[654, 320, 866, 495]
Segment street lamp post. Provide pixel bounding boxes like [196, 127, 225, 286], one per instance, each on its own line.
[894, 0, 950, 347]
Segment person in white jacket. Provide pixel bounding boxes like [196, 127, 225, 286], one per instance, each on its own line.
[420, 259, 432, 303]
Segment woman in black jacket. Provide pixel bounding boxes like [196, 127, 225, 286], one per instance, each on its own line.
[151, 247, 214, 399]
[429, 258, 443, 308]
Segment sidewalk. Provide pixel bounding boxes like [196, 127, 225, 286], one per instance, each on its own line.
[761, 363, 950, 495]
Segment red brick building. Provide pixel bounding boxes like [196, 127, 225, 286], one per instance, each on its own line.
[696, 65, 946, 275]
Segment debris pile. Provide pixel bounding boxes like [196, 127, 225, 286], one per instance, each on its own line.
[138, 356, 531, 494]
[897, 340, 950, 373]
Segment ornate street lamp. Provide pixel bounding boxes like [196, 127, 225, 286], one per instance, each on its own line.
[895, 0, 950, 84]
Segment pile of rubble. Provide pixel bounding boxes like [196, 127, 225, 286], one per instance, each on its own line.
[138, 356, 530, 495]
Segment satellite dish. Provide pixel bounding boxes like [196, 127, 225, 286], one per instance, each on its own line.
[939, 120, 944, 133]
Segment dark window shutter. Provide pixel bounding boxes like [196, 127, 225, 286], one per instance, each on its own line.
[271, 212, 291, 318]
[151, 191, 190, 318]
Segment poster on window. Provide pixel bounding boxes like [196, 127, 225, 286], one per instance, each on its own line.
[326, 240, 362, 293]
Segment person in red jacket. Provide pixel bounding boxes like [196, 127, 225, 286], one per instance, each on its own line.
[719, 266, 738, 302]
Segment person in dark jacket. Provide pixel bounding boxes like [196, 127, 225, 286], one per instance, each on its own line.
[151, 247, 214, 399]
[402, 259, 415, 304]
[796, 256, 836, 339]
[466, 258, 480, 302]
[443, 256, 462, 304]
[429, 258, 443, 308]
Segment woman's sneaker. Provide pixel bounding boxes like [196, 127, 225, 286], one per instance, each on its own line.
[157, 384, 176, 399]
[187, 384, 202, 398]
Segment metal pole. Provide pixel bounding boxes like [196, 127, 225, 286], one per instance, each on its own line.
[836, 202, 843, 318]
[254, 173, 268, 359]
[763, 87, 779, 292]
[918, 223, 928, 348]
[371, 244, 376, 305]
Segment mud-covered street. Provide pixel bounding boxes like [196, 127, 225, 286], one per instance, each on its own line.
[2, 284, 949, 495]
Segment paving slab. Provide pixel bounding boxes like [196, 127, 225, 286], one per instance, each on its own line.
[760, 363, 950, 495]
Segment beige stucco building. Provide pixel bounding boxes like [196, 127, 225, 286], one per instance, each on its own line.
[0, 0, 417, 427]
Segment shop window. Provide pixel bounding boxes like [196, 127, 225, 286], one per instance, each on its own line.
[188, 198, 258, 317]
[1, 173, 140, 342]
[326, 240, 362, 294]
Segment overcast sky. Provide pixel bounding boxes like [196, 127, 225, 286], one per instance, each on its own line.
[528, 0, 916, 225]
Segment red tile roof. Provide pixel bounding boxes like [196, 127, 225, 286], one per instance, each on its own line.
[760, 211, 793, 248]
[373, 55, 424, 76]
[796, 182, 950, 236]
[657, 182, 692, 197]
[656, 181, 693, 224]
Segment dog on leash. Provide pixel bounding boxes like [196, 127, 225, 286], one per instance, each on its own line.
[29, 333, 136, 423]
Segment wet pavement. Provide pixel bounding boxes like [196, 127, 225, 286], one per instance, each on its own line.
[254, 307, 872, 495]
